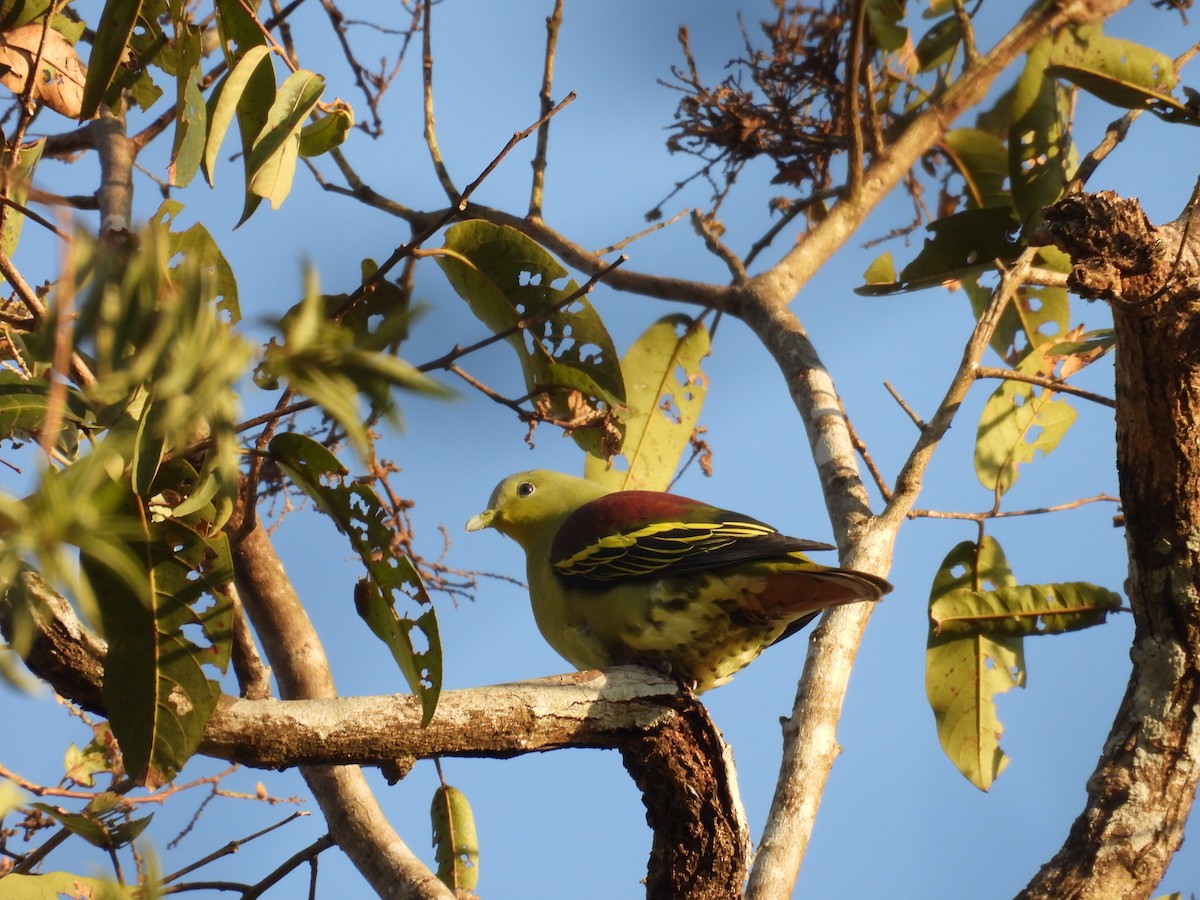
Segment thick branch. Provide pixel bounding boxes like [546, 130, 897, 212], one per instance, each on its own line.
[1020, 191, 1200, 899]
[3, 547, 748, 898]
[228, 512, 453, 900]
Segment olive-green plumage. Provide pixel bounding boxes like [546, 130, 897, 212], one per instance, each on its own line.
[466, 470, 891, 692]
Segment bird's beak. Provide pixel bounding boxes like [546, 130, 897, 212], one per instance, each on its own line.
[465, 509, 494, 532]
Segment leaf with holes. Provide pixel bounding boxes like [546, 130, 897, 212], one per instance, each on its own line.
[437, 220, 626, 458]
[270, 432, 441, 724]
[585, 314, 709, 491]
[943, 128, 1009, 211]
[932, 581, 1122, 638]
[856, 207, 1021, 295]
[1009, 36, 1076, 224]
[926, 538, 1024, 792]
[0, 22, 88, 118]
[432, 784, 479, 893]
[974, 354, 1077, 496]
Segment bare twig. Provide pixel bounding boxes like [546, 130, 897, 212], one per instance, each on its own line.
[883, 380, 928, 430]
[910, 492, 1120, 520]
[529, 0, 564, 218]
[421, 0, 457, 201]
[975, 365, 1115, 407]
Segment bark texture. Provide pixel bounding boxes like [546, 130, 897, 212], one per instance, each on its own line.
[1023, 191, 1200, 899]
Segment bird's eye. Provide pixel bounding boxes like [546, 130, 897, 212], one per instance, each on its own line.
[517, 481, 536, 498]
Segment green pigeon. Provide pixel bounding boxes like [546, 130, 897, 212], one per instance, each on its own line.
[466, 470, 891, 692]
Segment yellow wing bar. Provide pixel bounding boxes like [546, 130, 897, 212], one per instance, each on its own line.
[553, 519, 777, 580]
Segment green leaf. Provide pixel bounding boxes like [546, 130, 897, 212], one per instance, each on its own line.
[167, 25, 206, 187]
[84, 472, 234, 784]
[862, 251, 896, 286]
[299, 100, 354, 156]
[974, 353, 1077, 496]
[431, 784, 479, 893]
[1009, 37, 1076, 223]
[246, 69, 325, 209]
[0, 370, 91, 457]
[865, 0, 906, 52]
[0, 872, 137, 899]
[34, 792, 153, 849]
[915, 16, 960, 72]
[214, 0, 269, 61]
[1, 137, 43, 258]
[584, 314, 709, 491]
[437, 220, 626, 458]
[931, 581, 1123, 637]
[855, 207, 1021, 295]
[966, 249, 1070, 364]
[79, 0, 143, 120]
[926, 538, 1023, 791]
[258, 271, 448, 458]
[269, 432, 442, 724]
[943, 128, 1009, 210]
[202, 44, 273, 188]
[154, 200, 242, 323]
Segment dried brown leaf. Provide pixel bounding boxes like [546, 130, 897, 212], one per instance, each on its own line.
[0, 24, 87, 118]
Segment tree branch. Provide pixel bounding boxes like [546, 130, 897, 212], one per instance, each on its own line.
[1018, 190, 1200, 899]
[3, 530, 750, 898]
[226, 506, 453, 900]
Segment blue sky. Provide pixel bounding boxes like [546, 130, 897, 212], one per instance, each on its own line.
[3, 2, 1199, 897]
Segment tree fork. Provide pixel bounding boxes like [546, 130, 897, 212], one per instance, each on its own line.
[1024, 191, 1200, 899]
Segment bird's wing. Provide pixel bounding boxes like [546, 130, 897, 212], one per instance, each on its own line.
[549, 490, 834, 583]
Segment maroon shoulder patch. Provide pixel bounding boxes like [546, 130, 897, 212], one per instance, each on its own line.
[551, 491, 715, 561]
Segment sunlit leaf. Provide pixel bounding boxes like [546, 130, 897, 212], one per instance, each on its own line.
[431, 784, 479, 893]
[926, 538, 1023, 791]
[974, 352, 1077, 496]
[203, 43, 272, 187]
[437, 221, 627, 457]
[0, 136, 42, 258]
[915, 16, 959, 72]
[0, 873, 135, 899]
[931, 581, 1123, 637]
[270, 432, 442, 723]
[167, 24, 206, 187]
[1009, 37, 1076, 223]
[865, 0, 906, 52]
[856, 207, 1021, 295]
[299, 100, 354, 156]
[79, 0, 142, 119]
[585, 314, 709, 491]
[943, 128, 1009, 210]
[247, 69, 325, 209]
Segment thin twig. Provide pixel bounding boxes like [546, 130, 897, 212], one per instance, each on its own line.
[529, 0, 564, 219]
[975, 365, 1115, 407]
[161, 811, 311, 884]
[878, 249, 1036, 528]
[883, 380, 927, 430]
[691, 210, 747, 282]
[594, 208, 688, 256]
[839, 395, 892, 501]
[910, 492, 1120, 520]
[421, 0, 458, 201]
[418, 253, 627, 373]
[845, 0, 867, 195]
[332, 91, 578, 321]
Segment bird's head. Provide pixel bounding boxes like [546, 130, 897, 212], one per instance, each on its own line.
[466, 470, 610, 551]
